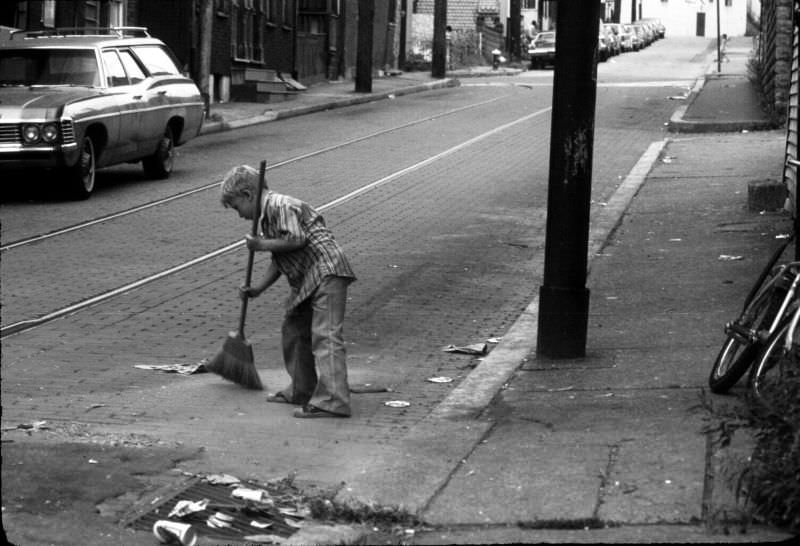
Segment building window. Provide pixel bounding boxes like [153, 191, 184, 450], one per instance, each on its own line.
[107, 0, 124, 26]
[233, 0, 265, 62]
[85, 1, 99, 26]
[42, 0, 55, 27]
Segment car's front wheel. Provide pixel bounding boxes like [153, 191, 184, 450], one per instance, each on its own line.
[65, 135, 96, 200]
[142, 126, 174, 179]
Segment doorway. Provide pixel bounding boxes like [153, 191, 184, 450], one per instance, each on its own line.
[696, 12, 706, 37]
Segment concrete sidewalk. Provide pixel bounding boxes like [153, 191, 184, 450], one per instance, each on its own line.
[404, 37, 793, 543]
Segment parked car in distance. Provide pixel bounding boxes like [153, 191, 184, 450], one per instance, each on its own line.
[528, 31, 556, 69]
[638, 18, 665, 39]
[629, 24, 649, 49]
[597, 31, 610, 62]
[605, 23, 633, 52]
[601, 24, 620, 57]
[0, 27, 205, 199]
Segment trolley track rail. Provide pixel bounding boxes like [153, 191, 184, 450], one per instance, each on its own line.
[1, 102, 551, 338]
[1, 94, 508, 252]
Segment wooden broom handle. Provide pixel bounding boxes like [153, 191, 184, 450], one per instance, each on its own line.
[238, 160, 267, 337]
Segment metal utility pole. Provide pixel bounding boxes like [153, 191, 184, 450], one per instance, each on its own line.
[716, 0, 721, 72]
[431, 0, 447, 78]
[198, 0, 213, 115]
[509, 0, 521, 63]
[356, 0, 374, 93]
[537, 0, 600, 358]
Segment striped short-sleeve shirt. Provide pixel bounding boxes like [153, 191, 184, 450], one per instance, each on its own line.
[260, 191, 355, 309]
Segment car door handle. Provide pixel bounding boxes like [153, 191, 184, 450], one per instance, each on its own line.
[156, 90, 167, 96]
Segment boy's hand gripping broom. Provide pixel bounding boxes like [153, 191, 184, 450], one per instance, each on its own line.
[206, 160, 266, 390]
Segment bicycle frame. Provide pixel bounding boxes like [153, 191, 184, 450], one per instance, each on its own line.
[727, 262, 800, 345]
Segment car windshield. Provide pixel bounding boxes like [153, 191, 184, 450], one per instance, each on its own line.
[0, 49, 100, 87]
[535, 33, 555, 46]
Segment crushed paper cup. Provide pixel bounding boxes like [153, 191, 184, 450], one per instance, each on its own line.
[153, 520, 197, 546]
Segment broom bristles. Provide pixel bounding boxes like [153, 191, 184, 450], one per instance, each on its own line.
[206, 331, 264, 390]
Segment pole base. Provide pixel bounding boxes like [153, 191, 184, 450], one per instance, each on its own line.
[537, 285, 590, 358]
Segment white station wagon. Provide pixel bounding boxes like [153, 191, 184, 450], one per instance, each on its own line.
[0, 27, 205, 199]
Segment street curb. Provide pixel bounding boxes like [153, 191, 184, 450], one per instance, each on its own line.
[429, 139, 668, 421]
[333, 139, 668, 520]
[198, 78, 460, 136]
[668, 69, 776, 133]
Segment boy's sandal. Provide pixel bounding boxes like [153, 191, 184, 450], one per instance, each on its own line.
[293, 405, 348, 419]
[266, 392, 294, 404]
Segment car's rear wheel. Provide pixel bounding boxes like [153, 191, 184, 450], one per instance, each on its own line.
[142, 126, 174, 179]
[66, 135, 96, 200]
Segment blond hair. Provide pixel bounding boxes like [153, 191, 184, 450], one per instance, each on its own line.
[220, 164, 267, 206]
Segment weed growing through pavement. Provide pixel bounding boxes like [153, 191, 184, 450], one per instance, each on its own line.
[696, 379, 800, 534]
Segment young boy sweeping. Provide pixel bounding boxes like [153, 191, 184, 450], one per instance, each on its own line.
[220, 165, 356, 418]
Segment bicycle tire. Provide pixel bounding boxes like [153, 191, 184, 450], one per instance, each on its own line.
[709, 335, 763, 393]
[709, 284, 788, 393]
[750, 320, 797, 405]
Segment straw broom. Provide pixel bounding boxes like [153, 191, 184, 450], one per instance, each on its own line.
[205, 160, 266, 390]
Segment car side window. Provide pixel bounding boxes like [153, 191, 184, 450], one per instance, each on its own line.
[102, 50, 129, 87]
[117, 50, 147, 84]
[131, 45, 181, 76]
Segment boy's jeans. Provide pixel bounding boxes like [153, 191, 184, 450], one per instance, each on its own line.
[280, 276, 351, 415]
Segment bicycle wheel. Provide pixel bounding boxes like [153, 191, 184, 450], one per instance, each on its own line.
[709, 335, 763, 393]
[750, 320, 798, 405]
[709, 283, 787, 393]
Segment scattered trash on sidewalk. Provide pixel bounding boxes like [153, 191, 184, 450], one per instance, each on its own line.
[385, 400, 411, 408]
[207, 511, 234, 529]
[203, 473, 241, 486]
[350, 383, 392, 393]
[2, 420, 50, 433]
[244, 534, 285, 544]
[661, 155, 675, 163]
[134, 360, 208, 375]
[443, 342, 487, 355]
[232, 487, 273, 504]
[487, 337, 502, 344]
[426, 376, 453, 383]
[133, 475, 308, 543]
[718, 254, 744, 261]
[169, 499, 209, 518]
[668, 94, 689, 100]
[153, 520, 198, 546]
